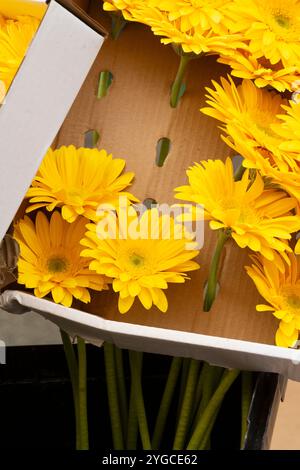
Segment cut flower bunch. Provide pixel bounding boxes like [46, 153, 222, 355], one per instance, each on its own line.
[1, 0, 297, 454]
[191, 72, 300, 347]
[15, 145, 200, 314]
[6, 0, 300, 360]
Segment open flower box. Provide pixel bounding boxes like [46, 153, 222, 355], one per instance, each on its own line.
[1, 0, 300, 380]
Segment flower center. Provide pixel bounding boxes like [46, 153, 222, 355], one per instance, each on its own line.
[287, 294, 300, 309]
[281, 285, 300, 314]
[47, 256, 69, 273]
[129, 253, 145, 268]
[274, 14, 291, 28]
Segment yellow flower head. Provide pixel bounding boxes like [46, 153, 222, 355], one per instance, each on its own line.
[246, 252, 300, 347]
[14, 211, 108, 308]
[26, 145, 138, 223]
[226, 0, 300, 66]
[80, 206, 200, 313]
[273, 101, 300, 155]
[201, 77, 300, 199]
[219, 123, 300, 202]
[175, 158, 300, 262]
[0, 15, 39, 90]
[103, 0, 243, 55]
[148, 0, 231, 33]
[216, 50, 300, 93]
[201, 77, 286, 161]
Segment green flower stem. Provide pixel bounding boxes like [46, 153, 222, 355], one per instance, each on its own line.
[241, 371, 253, 449]
[192, 364, 223, 433]
[110, 13, 127, 40]
[170, 54, 192, 108]
[60, 330, 80, 450]
[203, 229, 230, 312]
[198, 405, 221, 450]
[77, 337, 89, 450]
[126, 381, 139, 450]
[173, 359, 201, 450]
[129, 351, 152, 450]
[176, 358, 190, 423]
[234, 162, 246, 181]
[152, 357, 183, 450]
[97, 71, 112, 99]
[104, 343, 124, 450]
[194, 363, 205, 410]
[187, 369, 240, 450]
[114, 346, 128, 441]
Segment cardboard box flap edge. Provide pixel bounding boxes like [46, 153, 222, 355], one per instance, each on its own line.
[2, 290, 300, 381]
[56, 0, 108, 36]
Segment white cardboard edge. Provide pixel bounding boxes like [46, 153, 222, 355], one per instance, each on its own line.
[2, 290, 300, 380]
[0, 1, 104, 242]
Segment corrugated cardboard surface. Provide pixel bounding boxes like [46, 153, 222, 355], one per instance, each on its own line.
[49, 1, 279, 346]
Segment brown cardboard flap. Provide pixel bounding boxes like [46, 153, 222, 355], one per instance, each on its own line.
[56, 0, 108, 36]
[51, 2, 279, 346]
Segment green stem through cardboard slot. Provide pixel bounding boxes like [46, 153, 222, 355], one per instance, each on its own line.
[170, 53, 192, 108]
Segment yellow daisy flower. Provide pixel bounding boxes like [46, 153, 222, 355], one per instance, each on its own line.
[221, 123, 300, 201]
[201, 77, 300, 199]
[0, 15, 40, 90]
[273, 101, 300, 155]
[201, 77, 286, 161]
[246, 252, 300, 347]
[226, 0, 300, 66]
[80, 207, 200, 313]
[14, 211, 108, 308]
[26, 145, 138, 223]
[148, 0, 231, 33]
[175, 158, 300, 261]
[216, 50, 300, 92]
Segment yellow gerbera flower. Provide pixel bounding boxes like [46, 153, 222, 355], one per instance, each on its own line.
[175, 158, 300, 261]
[201, 77, 286, 161]
[216, 50, 300, 92]
[0, 15, 40, 90]
[220, 123, 300, 202]
[80, 207, 200, 313]
[246, 252, 300, 347]
[273, 101, 300, 155]
[200, 77, 300, 199]
[14, 211, 108, 308]
[148, 0, 231, 33]
[26, 145, 138, 223]
[226, 0, 300, 66]
[118, 2, 243, 55]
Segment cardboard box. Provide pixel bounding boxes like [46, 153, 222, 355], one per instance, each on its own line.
[2, 1, 300, 379]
